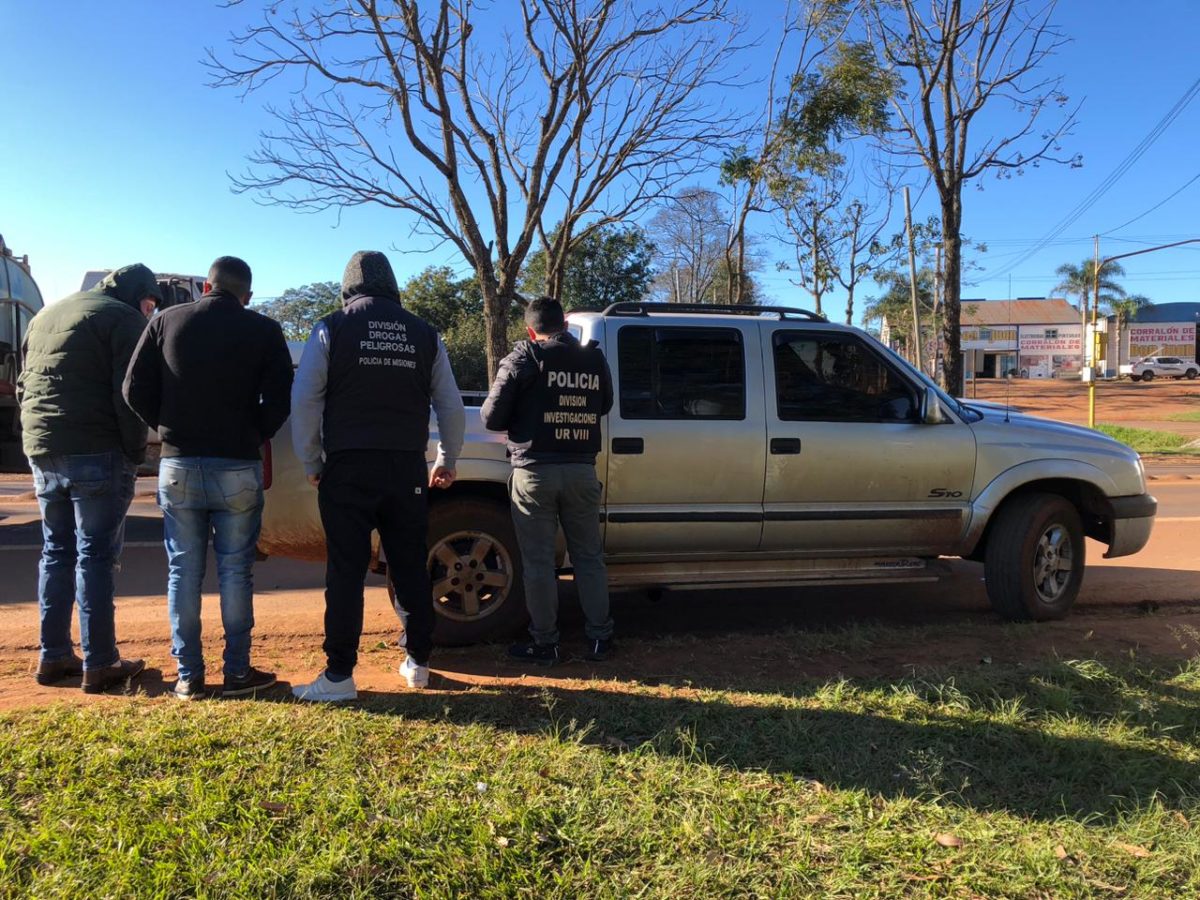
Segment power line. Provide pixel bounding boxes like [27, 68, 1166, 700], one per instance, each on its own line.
[983, 74, 1200, 281]
[1101, 170, 1200, 235]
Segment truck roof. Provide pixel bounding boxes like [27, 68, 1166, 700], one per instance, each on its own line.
[566, 302, 848, 331]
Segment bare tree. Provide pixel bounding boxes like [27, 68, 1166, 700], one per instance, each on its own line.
[209, 0, 734, 376]
[719, 0, 860, 306]
[864, 0, 1080, 391]
[647, 187, 728, 304]
[530, 7, 743, 300]
[773, 166, 846, 316]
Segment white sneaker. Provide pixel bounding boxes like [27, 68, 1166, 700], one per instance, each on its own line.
[292, 671, 357, 702]
[400, 655, 429, 689]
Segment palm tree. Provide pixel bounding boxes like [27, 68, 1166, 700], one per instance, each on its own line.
[1053, 259, 1127, 340]
[1107, 293, 1153, 369]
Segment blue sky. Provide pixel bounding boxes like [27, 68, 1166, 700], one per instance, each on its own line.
[3, 1, 1198, 319]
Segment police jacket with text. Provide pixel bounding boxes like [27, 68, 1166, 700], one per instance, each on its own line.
[481, 332, 613, 468]
[321, 295, 438, 455]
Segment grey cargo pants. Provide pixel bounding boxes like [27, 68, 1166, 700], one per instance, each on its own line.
[509, 464, 613, 646]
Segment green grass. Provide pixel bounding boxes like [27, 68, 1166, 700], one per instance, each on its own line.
[1166, 410, 1200, 423]
[1097, 423, 1194, 454]
[3, 654, 1200, 897]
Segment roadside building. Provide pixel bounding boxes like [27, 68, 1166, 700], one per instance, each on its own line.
[881, 298, 1083, 381]
[1100, 302, 1199, 374]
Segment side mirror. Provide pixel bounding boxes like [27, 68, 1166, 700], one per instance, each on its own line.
[921, 386, 949, 425]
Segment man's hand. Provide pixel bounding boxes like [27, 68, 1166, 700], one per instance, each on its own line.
[307, 473, 321, 488]
[430, 465, 456, 489]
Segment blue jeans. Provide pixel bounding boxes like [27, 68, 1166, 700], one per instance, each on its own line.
[31, 450, 137, 670]
[158, 457, 264, 681]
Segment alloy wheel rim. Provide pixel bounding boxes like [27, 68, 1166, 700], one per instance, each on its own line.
[427, 529, 514, 621]
[1032, 524, 1074, 604]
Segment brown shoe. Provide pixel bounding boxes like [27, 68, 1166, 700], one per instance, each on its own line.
[82, 658, 146, 694]
[35, 654, 84, 685]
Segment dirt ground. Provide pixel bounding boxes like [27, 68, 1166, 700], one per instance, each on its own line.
[969, 377, 1200, 444]
[2, 518, 1198, 713]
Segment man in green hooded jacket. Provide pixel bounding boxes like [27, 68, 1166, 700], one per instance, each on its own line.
[17, 264, 162, 694]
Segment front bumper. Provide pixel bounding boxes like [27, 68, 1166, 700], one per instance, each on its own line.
[1104, 493, 1157, 558]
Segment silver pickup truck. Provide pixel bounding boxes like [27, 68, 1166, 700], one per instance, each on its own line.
[259, 303, 1156, 644]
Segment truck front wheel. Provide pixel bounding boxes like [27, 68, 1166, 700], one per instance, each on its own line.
[984, 492, 1085, 621]
[388, 499, 528, 646]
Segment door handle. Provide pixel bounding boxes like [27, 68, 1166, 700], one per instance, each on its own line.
[611, 437, 644, 455]
[770, 437, 801, 455]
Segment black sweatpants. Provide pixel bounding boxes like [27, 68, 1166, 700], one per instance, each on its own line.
[317, 449, 432, 675]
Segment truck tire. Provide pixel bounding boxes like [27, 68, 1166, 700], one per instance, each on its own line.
[1186, 368, 1198, 380]
[983, 492, 1085, 621]
[1141, 370, 1154, 382]
[388, 499, 528, 646]
[1129, 374, 1141, 382]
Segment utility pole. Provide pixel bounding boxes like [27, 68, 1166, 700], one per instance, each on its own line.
[904, 187, 923, 373]
[934, 244, 943, 380]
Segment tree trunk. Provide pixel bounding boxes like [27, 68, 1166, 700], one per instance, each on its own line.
[544, 228, 573, 302]
[480, 281, 513, 381]
[845, 283, 855, 326]
[940, 200, 963, 394]
[811, 220, 823, 317]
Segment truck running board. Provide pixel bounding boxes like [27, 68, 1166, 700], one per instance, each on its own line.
[599, 557, 943, 591]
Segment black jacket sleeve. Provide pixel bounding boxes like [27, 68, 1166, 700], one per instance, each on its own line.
[255, 320, 295, 443]
[122, 317, 162, 432]
[480, 345, 535, 432]
[599, 355, 614, 416]
[115, 313, 153, 463]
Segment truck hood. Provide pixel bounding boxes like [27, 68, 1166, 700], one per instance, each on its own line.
[963, 402, 1145, 496]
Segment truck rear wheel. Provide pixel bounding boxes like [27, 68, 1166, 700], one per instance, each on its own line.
[388, 499, 528, 646]
[1141, 370, 1154, 382]
[984, 492, 1085, 621]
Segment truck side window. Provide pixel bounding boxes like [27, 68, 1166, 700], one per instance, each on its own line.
[773, 332, 917, 423]
[618, 325, 745, 420]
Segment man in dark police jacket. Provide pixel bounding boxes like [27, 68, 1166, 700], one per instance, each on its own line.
[482, 296, 614, 666]
[290, 251, 465, 701]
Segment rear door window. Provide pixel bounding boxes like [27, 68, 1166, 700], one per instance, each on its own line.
[618, 326, 745, 420]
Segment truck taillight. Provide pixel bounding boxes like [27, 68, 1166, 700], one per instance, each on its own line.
[262, 441, 273, 490]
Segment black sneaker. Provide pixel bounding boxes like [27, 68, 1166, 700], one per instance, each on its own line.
[81, 658, 145, 694]
[222, 667, 277, 698]
[507, 642, 560, 667]
[173, 676, 206, 701]
[585, 638, 614, 661]
[36, 654, 84, 685]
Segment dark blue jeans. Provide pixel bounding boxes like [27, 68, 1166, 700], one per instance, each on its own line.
[31, 450, 137, 670]
[158, 457, 264, 681]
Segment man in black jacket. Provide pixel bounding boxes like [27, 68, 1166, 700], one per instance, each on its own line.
[481, 296, 614, 666]
[124, 256, 293, 700]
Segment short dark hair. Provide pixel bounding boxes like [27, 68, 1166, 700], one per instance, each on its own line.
[208, 256, 253, 298]
[524, 295, 566, 334]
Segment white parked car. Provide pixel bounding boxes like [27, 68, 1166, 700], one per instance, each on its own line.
[1120, 356, 1199, 381]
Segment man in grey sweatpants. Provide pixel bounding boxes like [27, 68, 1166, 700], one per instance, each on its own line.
[481, 296, 614, 666]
